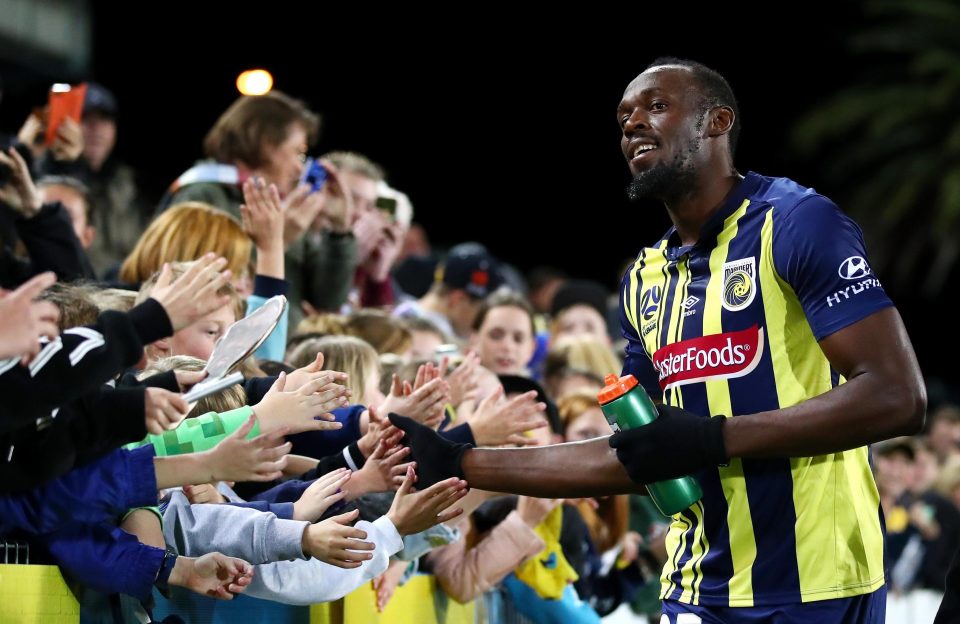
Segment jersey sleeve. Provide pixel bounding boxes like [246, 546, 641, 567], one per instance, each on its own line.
[772, 195, 893, 341]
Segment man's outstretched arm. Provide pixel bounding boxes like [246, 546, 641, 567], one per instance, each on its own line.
[388, 415, 644, 497]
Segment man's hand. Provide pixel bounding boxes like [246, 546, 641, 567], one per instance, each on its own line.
[49, 117, 84, 162]
[0, 147, 42, 218]
[388, 414, 471, 488]
[608, 404, 727, 485]
[364, 220, 406, 282]
[282, 183, 325, 248]
[316, 159, 355, 234]
[169, 552, 254, 600]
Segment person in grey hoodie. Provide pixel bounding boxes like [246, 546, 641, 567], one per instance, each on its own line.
[161, 465, 467, 605]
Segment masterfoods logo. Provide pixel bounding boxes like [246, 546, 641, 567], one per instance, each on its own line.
[652, 325, 765, 390]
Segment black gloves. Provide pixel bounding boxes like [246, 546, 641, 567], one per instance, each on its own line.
[608, 403, 728, 485]
[388, 413, 472, 488]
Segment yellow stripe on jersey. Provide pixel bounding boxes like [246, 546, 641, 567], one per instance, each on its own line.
[705, 199, 758, 608]
[661, 511, 693, 599]
[640, 243, 669, 358]
[692, 500, 711, 605]
[758, 209, 885, 601]
[667, 256, 692, 409]
[678, 499, 706, 604]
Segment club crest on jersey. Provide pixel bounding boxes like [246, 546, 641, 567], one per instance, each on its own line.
[722, 257, 756, 312]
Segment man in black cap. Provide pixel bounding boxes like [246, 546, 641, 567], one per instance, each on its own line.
[38, 82, 153, 277]
[393, 242, 505, 341]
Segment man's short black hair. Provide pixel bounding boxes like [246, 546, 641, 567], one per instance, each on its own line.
[646, 57, 741, 156]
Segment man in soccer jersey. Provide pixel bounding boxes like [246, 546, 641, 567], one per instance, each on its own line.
[390, 58, 926, 623]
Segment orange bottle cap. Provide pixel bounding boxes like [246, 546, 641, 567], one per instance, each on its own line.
[597, 373, 638, 405]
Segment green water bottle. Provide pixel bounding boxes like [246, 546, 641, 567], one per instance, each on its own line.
[598, 374, 703, 516]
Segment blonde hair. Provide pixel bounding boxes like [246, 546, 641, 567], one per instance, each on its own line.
[39, 283, 100, 330]
[557, 390, 602, 430]
[289, 335, 379, 404]
[344, 310, 412, 355]
[119, 202, 252, 285]
[547, 335, 621, 382]
[296, 311, 412, 356]
[139, 355, 247, 418]
[89, 287, 138, 313]
[135, 261, 245, 324]
[323, 151, 385, 182]
[296, 313, 348, 337]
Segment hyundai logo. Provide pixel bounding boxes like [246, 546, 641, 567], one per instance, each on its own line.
[838, 256, 871, 280]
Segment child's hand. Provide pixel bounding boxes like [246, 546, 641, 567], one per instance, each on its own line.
[373, 559, 408, 613]
[169, 552, 254, 600]
[302, 509, 375, 568]
[293, 468, 351, 522]
[357, 406, 403, 457]
[444, 352, 481, 407]
[253, 371, 350, 434]
[378, 376, 449, 430]
[183, 483, 226, 505]
[462, 386, 548, 447]
[144, 388, 190, 434]
[284, 352, 350, 392]
[386, 466, 468, 536]
[353, 441, 413, 495]
[149, 254, 232, 332]
[203, 415, 290, 482]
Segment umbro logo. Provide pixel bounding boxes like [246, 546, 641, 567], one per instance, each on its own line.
[681, 296, 699, 317]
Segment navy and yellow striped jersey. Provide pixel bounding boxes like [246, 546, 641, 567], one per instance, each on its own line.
[619, 171, 892, 607]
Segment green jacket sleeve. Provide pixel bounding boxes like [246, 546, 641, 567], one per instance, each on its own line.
[131, 406, 259, 457]
[284, 231, 358, 328]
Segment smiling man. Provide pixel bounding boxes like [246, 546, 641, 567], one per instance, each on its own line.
[390, 58, 926, 624]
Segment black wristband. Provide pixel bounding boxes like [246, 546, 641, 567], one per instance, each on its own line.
[154, 545, 178, 591]
[700, 415, 729, 466]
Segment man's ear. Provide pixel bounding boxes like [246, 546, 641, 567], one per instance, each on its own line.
[708, 106, 735, 138]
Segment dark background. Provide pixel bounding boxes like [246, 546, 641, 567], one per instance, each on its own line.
[2, 6, 950, 386]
